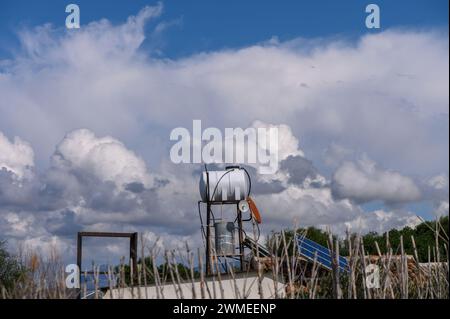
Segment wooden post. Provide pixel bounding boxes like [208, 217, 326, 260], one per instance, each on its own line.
[76, 232, 82, 298]
[130, 232, 138, 282]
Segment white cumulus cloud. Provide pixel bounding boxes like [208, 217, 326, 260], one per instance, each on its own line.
[52, 129, 154, 190]
[0, 132, 34, 180]
[0, 5, 447, 260]
[332, 156, 421, 204]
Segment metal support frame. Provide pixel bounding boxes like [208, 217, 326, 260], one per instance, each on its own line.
[236, 203, 244, 272]
[205, 203, 212, 275]
[201, 166, 252, 276]
[76, 232, 138, 285]
[203, 202, 246, 276]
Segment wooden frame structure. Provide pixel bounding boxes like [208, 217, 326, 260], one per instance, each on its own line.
[76, 232, 138, 282]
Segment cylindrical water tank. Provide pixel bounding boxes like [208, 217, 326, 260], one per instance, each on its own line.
[199, 168, 249, 202]
[214, 221, 235, 256]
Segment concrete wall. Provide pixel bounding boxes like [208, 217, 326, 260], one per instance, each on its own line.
[104, 274, 285, 299]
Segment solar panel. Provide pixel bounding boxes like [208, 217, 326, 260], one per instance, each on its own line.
[243, 236, 272, 258]
[296, 236, 349, 273]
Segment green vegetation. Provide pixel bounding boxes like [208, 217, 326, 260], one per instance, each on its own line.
[1, 215, 448, 298]
[0, 241, 25, 290]
[118, 256, 199, 285]
[362, 216, 448, 261]
[269, 215, 449, 262]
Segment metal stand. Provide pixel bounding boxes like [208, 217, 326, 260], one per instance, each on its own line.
[200, 165, 253, 276]
[237, 203, 244, 272]
[205, 202, 212, 275]
[203, 201, 246, 276]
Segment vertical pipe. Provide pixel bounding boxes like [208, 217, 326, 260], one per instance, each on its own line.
[205, 167, 212, 276]
[237, 204, 244, 272]
[206, 203, 212, 276]
[76, 232, 82, 299]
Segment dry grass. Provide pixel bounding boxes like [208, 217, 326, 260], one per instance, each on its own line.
[1, 220, 448, 299]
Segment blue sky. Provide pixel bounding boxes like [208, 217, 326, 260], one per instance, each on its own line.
[1, 0, 448, 59]
[0, 1, 448, 260]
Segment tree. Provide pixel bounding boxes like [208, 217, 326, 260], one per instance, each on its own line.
[361, 216, 448, 262]
[0, 240, 24, 291]
[267, 215, 449, 262]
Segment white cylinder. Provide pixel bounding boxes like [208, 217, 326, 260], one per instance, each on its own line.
[199, 169, 249, 202]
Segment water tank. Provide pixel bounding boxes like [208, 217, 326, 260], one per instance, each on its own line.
[199, 168, 249, 202]
[214, 221, 235, 256]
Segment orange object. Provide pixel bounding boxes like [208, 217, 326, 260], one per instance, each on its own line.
[247, 196, 262, 224]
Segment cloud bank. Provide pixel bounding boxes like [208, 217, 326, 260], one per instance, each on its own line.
[332, 156, 421, 204]
[0, 5, 448, 261]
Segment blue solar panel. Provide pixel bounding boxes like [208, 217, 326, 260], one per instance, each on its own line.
[296, 236, 349, 273]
